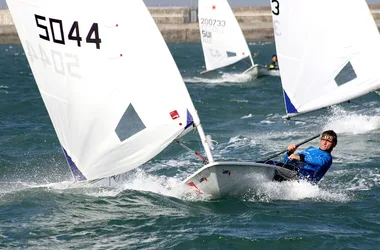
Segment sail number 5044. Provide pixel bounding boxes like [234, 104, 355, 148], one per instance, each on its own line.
[35, 15, 101, 49]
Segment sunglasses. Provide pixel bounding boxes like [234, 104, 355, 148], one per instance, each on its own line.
[321, 135, 334, 143]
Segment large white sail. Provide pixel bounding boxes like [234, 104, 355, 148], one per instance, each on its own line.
[271, 0, 380, 117]
[7, 0, 202, 181]
[198, 0, 253, 73]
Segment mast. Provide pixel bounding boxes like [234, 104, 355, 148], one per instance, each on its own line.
[249, 54, 254, 67]
[196, 124, 214, 163]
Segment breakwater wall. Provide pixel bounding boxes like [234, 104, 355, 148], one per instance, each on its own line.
[2, 5, 380, 43]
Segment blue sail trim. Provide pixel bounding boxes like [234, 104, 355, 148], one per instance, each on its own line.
[63, 148, 87, 181]
[185, 109, 194, 129]
[283, 90, 298, 114]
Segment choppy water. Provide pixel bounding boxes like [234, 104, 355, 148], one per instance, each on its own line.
[1, 42, 380, 249]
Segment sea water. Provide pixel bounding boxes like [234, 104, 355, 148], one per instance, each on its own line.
[1, 42, 380, 249]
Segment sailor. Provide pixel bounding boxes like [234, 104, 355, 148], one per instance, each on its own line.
[282, 130, 338, 183]
[266, 55, 279, 70]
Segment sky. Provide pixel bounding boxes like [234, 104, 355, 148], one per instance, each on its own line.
[1, 0, 380, 8]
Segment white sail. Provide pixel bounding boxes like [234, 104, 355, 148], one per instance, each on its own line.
[6, 0, 203, 181]
[198, 0, 254, 73]
[271, 0, 380, 117]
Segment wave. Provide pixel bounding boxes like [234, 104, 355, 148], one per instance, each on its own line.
[324, 106, 380, 134]
[3, 162, 378, 203]
[184, 72, 256, 84]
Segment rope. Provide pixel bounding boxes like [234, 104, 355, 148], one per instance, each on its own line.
[175, 140, 208, 164]
[242, 58, 252, 66]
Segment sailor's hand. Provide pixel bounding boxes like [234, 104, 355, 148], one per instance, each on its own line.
[287, 144, 297, 154]
[253, 52, 259, 57]
[288, 154, 301, 161]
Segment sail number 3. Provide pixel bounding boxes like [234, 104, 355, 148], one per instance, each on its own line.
[271, 0, 280, 16]
[35, 15, 101, 49]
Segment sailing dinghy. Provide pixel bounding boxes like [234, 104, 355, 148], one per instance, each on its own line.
[271, 0, 380, 118]
[198, 0, 259, 79]
[7, 0, 296, 199]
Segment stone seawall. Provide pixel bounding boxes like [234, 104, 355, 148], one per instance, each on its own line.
[2, 4, 380, 43]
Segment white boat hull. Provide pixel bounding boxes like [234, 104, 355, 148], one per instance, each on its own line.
[242, 65, 259, 80]
[183, 161, 297, 199]
[258, 67, 280, 77]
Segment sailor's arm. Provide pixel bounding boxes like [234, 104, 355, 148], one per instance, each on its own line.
[284, 144, 298, 161]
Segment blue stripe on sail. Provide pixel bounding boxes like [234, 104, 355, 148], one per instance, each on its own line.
[185, 109, 194, 129]
[63, 148, 86, 181]
[226, 51, 236, 57]
[283, 90, 298, 114]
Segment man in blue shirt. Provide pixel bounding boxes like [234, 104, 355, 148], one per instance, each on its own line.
[282, 130, 337, 183]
